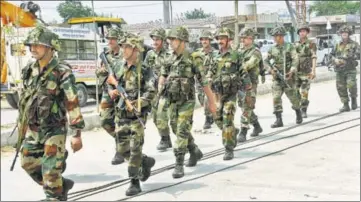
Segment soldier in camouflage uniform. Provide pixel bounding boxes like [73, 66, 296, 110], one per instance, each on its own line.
[143, 28, 173, 151]
[109, 34, 156, 196]
[158, 26, 217, 178]
[264, 26, 303, 128]
[207, 27, 251, 160]
[237, 27, 265, 142]
[294, 24, 317, 118]
[330, 25, 360, 112]
[95, 27, 125, 165]
[19, 24, 85, 200]
[195, 30, 217, 129]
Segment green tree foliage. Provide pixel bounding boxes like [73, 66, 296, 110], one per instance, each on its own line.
[309, 1, 360, 16]
[57, 0, 96, 23]
[182, 8, 214, 20]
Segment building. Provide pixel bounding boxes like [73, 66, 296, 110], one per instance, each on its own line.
[308, 14, 360, 37]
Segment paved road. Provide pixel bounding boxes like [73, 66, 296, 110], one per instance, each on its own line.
[1, 77, 359, 201]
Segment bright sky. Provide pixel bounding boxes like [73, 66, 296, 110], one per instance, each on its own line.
[8, 1, 302, 24]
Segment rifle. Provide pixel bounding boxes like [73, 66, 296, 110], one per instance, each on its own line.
[9, 124, 19, 171]
[98, 48, 115, 87]
[10, 114, 28, 171]
[270, 63, 291, 89]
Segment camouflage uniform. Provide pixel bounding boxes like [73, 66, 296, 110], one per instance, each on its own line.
[113, 35, 156, 196]
[207, 27, 252, 160]
[143, 28, 173, 151]
[160, 26, 207, 178]
[195, 30, 217, 129]
[264, 26, 303, 128]
[330, 25, 360, 111]
[95, 27, 125, 165]
[20, 25, 85, 200]
[294, 24, 317, 118]
[237, 28, 264, 140]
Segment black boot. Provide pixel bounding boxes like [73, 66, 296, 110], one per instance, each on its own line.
[203, 116, 214, 129]
[295, 109, 303, 124]
[61, 150, 68, 173]
[351, 97, 358, 110]
[223, 149, 234, 161]
[156, 135, 172, 151]
[172, 154, 185, 179]
[271, 112, 283, 128]
[250, 120, 263, 137]
[111, 151, 125, 165]
[125, 179, 142, 196]
[339, 102, 350, 112]
[139, 155, 156, 182]
[186, 145, 203, 167]
[237, 127, 247, 143]
[301, 108, 307, 118]
[59, 178, 74, 201]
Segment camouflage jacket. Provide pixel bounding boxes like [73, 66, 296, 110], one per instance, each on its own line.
[96, 49, 122, 87]
[19, 57, 85, 141]
[111, 59, 156, 119]
[239, 44, 264, 85]
[160, 49, 209, 102]
[294, 38, 317, 74]
[207, 48, 252, 96]
[195, 47, 217, 72]
[264, 42, 299, 75]
[330, 39, 360, 71]
[143, 47, 169, 77]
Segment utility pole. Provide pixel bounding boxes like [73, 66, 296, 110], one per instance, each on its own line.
[163, 0, 171, 28]
[91, 0, 99, 113]
[254, 0, 258, 30]
[234, 0, 239, 45]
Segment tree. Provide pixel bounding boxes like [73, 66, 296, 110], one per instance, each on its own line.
[309, 1, 360, 16]
[182, 8, 214, 20]
[57, 0, 96, 23]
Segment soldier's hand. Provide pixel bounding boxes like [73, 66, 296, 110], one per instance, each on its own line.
[270, 70, 277, 77]
[208, 101, 217, 115]
[308, 71, 316, 80]
[286, 71, 294, 80]
[70, 136, 83, 153]
[109, 89, 120, 100]
[261, 75, 266, 84]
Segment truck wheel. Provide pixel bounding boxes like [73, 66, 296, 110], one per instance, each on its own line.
[5, 92, 19, 109]
[76, 84, 88, 107]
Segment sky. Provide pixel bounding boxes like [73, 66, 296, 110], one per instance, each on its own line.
[7, 0, 305, 24]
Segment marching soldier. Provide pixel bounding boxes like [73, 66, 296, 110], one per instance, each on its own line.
[264, 26, 303, 128]
[19, 24, 84, 200]
[144, 28, 173, 151]
[96, 27, 125, 165]
[195, 30, 217, 129]
[237, 27, 265, 142]
[158, 26, 217, 178]
[294, 24, 317, 118]
[330, 25, 360, 112]
[207, 27, 252, 160]
[106, 34, 156, 196]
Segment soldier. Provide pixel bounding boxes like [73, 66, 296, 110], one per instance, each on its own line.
[195, 30, 217, 129]
[237, 27, 265, 142]
[19, 24, 84, 200]
[143, 28, 173, 151]
[207, 27, 251, 160]
[294, 24, 317, 118]
[264, 26, 303, 128]
[106, 34, 156, 196]
[330, 25, 360, 112]
[96, 27, 125, 165]
[158, 26, 217, 178]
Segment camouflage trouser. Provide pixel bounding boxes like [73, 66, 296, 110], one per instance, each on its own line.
[336, 69, 358, 103]
[196, 82, 212, 117]
[272, 79, 301, 113]
[160, 98, 197, 155]
[152, 94, 171, 137]
[214, 95, 237, 150]
[100, 89, 116, 137]
[296, 74, 311, 109]
[21, 128, 67, 200]
[238, 84, 258, 128]
[115, 117, 146, 179]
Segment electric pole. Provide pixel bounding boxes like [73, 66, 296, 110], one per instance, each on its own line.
[254, 0, 258, 30]
[234, 0, 239, 45]
[163, 0, 171, 28]
[91, 0, 99, 113]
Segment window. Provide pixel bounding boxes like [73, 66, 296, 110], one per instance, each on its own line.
[78, 41, 96, 60]
[11, 43, 26, 56]
[58, 40, 77, 60]
[58, 39, 96, 60]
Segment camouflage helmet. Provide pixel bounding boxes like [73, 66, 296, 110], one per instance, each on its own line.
[106, 27, 121, 39]
[167, 26, 189, 42]
[239, 27, 259, 38]
[270, 26, 287, 36]
[199, 30, 213, 40]
[23, 24, 61, 51]
[119, 34, 145, 52]
[297, 24, 310, 34]
[117, 31, 129, 44]
[214, 27, 234, 40]
[150, 28, 166, 40]
[337, 25, 353, 35]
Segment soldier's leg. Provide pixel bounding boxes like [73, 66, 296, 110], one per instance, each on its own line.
[336, 72, 350, 112]
[222, 98, 237, 160]
[203, 95, 214, 129]
[249, 85, 263, 137]
[284, 80, 303, 124]
[155, 98, 172, 151]
[271, 81, 284, 128]
[238, 90, 254, 143]
[346, 70, 358, 110]
[100, 90, 124, 165]
[299, 77, 311, 118]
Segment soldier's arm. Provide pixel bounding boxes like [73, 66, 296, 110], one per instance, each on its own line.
[59, 69, 85, 133]
[311, 42, 317, 73]
[263, 49, 273, 73]
[352, 42, 361, 60]
[139, 67, 156, 107]
[143, 51, 152, 69]
[243, 50, 262, 72]
[290, 45, 299, 73]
